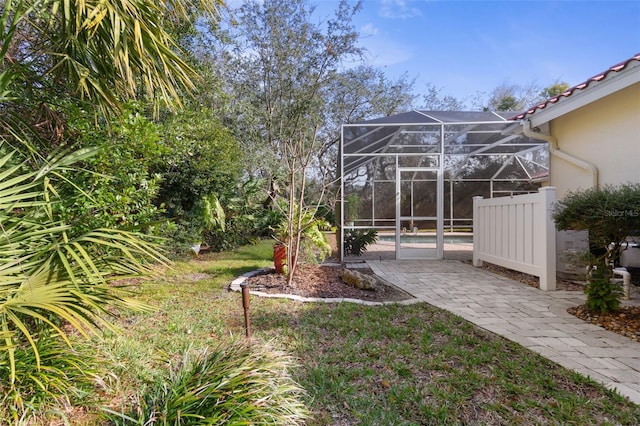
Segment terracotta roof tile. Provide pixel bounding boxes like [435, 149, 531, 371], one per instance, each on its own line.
[511, 53, 640, 120]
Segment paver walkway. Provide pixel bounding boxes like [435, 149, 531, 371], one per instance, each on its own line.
[367, 259, 640, 405]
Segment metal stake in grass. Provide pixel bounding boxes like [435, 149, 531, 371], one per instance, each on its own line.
[241, 282, 251, 339]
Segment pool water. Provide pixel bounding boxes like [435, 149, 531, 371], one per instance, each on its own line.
[378, 235, 473, 244]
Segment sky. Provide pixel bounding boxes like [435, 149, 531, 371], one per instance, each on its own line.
[311, 0, 640, 108]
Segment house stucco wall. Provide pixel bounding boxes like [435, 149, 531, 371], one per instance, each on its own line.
[549, 81, 640, 199]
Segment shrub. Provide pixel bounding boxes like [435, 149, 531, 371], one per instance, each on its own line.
[153, 109, 243, 223]
[553, 183, 640, 312]
[344, 229, 378, 256]
[104, 341, 309, 425]
[298, 218, 333, 263]
[205, 179, 283, 252]
[554, 183, 640, 264]
[58, 105, 166, 235]
[584, 261, 622, 313]
[273, 209, 333, 264]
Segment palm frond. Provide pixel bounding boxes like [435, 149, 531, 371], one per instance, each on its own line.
[33, 0, 223, 114]
[0, 143, 167, 382]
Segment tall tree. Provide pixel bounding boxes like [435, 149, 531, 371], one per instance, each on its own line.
[419, 83, 465, 111]
[316, 65, 415, 208]
[476, 81, 541, 112]
[539, 81, 570, 100]
[476, 80, 571, 112]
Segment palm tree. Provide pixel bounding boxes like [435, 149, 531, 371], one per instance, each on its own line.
[0, 145, 167, 383]
[0, 0, 222, 406]
[3, 0, 222, 117]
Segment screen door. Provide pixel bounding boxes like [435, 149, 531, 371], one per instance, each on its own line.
[396, 168, 442, 259]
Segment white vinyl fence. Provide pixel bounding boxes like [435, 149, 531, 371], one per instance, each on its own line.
[472, 187, 556, 291]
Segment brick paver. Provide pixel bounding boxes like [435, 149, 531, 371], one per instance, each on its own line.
[367, 259, 640, 405]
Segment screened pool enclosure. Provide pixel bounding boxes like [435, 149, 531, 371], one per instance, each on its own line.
[339, 111, 549, 261]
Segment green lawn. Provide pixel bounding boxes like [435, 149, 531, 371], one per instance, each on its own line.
[88, 240, 640, 425]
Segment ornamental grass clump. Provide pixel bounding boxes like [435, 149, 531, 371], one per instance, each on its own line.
[0, 336, 102, 423]
[105, 341, 309, 425]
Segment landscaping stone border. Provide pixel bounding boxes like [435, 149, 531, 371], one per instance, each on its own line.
[229, 268, 421, 306]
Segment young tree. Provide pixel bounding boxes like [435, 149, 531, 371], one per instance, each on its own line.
[215, 1, 419, 284]
[217, 0, 365, 285]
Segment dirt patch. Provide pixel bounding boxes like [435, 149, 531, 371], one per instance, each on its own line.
[245, 263, 413, 302]
[184, 273, 212, 282]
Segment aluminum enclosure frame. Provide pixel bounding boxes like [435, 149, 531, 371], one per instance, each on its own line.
[339, 110, 548, 261]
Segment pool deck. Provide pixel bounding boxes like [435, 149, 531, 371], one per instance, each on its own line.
[344, 241, 474, 262]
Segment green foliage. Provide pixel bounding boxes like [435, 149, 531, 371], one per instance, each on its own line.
[207, 179, 281, 251]
[479, 80, 572, 112]
[104, 342, 309, 425]
[4, 0, 220, 117]
[54, 106, 166, 234]
[183, 193, 226, 244]
[273, 208, 333, 263]
[494, 95, 519, 112]
[540, 82, 570, 99]
[298, 219, 333, 263]
[344, 229, 378, 256]
[482, 82, 540, 112]
[554, 183, 640, 264]
[0, 336, 101, 422]
[155, 108, 242, 216]
[0, 146, 164, 390]
[554, 183, 640, 313]
[584, 262, 622, 313]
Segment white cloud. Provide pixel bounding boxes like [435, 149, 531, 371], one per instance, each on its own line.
[361, 38, 413, 68]
[360, 23, 379, 37]
[378, 0, 423, 19]
[357, 18, 412, 68]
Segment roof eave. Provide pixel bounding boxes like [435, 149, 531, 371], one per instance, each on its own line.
[527, 62, 640, 128]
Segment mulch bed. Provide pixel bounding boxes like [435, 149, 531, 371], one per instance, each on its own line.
[568, 305, 640, 342]
[245, 263, 413, 302]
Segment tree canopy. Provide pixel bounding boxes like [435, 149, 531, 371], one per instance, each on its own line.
[476, 81, 571, 112]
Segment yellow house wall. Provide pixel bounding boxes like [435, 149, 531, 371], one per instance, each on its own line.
[550, 82, 640, 199]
